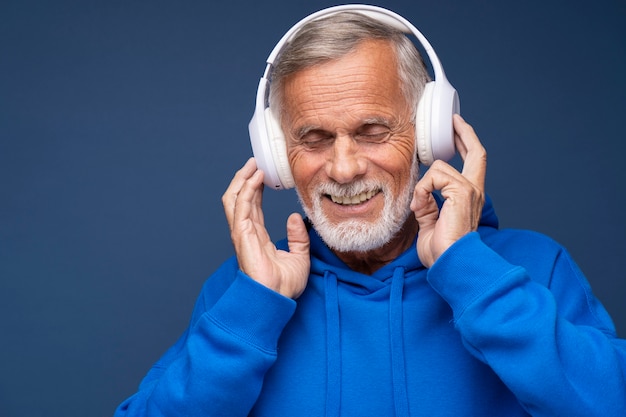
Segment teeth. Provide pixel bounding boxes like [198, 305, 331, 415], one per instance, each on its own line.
[330, 190, 378, 205]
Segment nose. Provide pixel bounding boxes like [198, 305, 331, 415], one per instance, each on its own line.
[325, 134, 367, 184]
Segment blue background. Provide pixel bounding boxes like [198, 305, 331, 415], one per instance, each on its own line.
[1, 0, 625, 415]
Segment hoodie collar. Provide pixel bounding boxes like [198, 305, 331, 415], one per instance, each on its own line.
[308, 226, 423, 287]
[276, 194, 499, 285]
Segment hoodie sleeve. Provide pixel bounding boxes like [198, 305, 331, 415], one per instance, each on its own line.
[427, 231, 626, 417]
[114, 258, 296, 417]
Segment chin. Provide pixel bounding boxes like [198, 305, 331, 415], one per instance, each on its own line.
[305, 204, 412, 253]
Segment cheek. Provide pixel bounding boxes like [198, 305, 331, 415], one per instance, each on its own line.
[287, 147, 323, 190]
[375, 140, 416, 175]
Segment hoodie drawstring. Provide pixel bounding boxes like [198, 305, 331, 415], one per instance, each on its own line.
[324, 268, 409, 417]
[325, 271, 341, 417]
[390, 267, 409, 416]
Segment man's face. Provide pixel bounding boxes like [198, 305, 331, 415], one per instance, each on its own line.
[282, 39, 418, 253]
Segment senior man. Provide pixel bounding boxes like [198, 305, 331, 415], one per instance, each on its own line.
[116, 6, 626, 417]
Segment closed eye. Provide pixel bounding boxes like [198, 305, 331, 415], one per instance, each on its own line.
[354, 123, 392, 143]
[298, 129, 335, 148]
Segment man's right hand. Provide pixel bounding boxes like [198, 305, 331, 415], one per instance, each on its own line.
[222, 158, 311, 299]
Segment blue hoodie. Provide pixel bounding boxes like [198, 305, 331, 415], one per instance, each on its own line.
[115, 198, 626, 416]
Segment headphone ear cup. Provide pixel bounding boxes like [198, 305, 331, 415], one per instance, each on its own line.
[429, 80, 459, 163]
[249, 78, 286, 189]
[415, 80, 459, 165]
[248, 75, 295, 190]
[264, 109, 295, 189]
[415, 82, 435, 165]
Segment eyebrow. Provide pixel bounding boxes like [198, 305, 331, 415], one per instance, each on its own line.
[292, 116, 396, 139]
[361, 116, 393, 126]
[293, 125, 323, 139]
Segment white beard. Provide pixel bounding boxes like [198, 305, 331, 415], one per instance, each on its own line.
[297, 155, 419, 253]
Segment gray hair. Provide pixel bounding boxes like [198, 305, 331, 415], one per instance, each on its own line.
[268, 12, 431, 121]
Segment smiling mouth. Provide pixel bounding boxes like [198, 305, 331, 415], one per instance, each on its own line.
[327, 189, 380, 205]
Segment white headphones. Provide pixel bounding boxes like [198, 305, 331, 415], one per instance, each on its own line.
[248, 4, 460, 190]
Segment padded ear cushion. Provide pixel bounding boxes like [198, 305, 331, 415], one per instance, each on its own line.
[416, 82, 435, 165]
[264, 108, 295, 189]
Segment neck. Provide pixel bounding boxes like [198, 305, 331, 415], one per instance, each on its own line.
[332, 216, 418, 275]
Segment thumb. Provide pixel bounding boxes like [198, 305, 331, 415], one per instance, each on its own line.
[286, 213, 310, 256]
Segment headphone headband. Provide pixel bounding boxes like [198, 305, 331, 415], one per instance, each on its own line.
[249, 4, 459, 190]
[264, 5, 448, 84]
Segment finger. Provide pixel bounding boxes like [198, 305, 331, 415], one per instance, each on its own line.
[410, 183, 439, 223]
[248, 170, 266, 230]
[414, 160, 465, 196]
[413, 160, 482, 223]
[453, 115, 487, 190]
[232, 169, 265, 231]
[223, 158, 258, 227]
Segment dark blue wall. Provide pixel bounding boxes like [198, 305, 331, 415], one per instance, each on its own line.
[1, 0, 624, 415]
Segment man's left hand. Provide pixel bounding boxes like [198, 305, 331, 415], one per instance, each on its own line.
[410, 114, 487, 268]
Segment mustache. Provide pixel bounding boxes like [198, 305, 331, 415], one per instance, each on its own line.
[314, 179, 386, 197]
